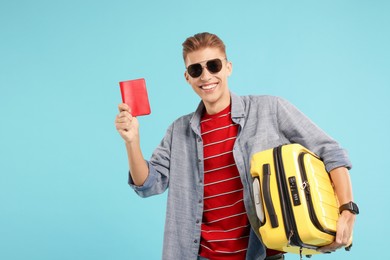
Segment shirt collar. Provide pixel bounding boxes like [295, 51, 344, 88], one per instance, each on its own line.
[190, 92, 246, 132]
[230, 92, 246, 119]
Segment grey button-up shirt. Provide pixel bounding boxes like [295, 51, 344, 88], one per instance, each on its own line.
[129, 93, 352, 260]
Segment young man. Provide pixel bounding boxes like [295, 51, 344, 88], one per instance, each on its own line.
[115, 32, 357, 260]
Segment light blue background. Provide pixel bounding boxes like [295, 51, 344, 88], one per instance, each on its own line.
[1, 0, 389, 259]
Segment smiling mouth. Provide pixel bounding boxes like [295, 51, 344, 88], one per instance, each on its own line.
[200, 83, 218, 90]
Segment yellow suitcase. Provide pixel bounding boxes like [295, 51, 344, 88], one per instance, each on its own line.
[250, 144, 350, 257]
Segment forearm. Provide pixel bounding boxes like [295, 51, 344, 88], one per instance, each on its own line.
[317, 167, 356, 252]
[126, 140, 149, 186]
[329, 167, 354, 205]
[330, 166, 356, 231]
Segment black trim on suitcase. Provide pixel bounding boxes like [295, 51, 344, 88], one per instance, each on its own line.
[262, 163, 279, 228]
[274, 146, 317, 250]
[298, 152, 337, 237]
[273, 146, 300, 246]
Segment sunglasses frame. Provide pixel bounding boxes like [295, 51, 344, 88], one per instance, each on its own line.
[186, 58, 227, 78]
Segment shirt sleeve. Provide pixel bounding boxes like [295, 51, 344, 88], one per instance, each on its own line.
[276, 97, 352, 172]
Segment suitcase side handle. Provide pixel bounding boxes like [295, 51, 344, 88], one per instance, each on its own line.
[262, 163, 279, 228]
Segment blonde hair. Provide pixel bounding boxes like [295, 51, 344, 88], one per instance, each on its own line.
[182, 32, 226, 61]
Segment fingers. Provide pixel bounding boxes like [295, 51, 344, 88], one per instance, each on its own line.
[115, 103, 140, 143]
[116, 115, 131, 130]
[318, 210, 355, 253]
[116, 111, 132, 122]
[317, 241, 341, 253]
[335, 227, 350, 245]
[317, 234, 352, 253]
[317, 230, 348, 253]
[115, 107, 134, 131]
[116, 103, 132, 124]
[118, 103, 131, 113]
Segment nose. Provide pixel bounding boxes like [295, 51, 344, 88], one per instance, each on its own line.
[200, 65, 212, 81]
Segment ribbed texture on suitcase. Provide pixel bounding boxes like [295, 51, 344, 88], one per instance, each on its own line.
[250, 144, 342, 256]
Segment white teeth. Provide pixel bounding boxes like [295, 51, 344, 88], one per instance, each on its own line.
[201, 84, 217, 90]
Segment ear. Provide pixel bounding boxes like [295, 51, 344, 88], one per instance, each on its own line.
[184, 71, 190, 83]
[226, 60, 233, 77]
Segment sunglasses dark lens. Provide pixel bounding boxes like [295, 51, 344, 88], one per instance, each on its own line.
[206, 59, 223, 73]
[187, 59, 223, 78]
[187, 64, 203, 78]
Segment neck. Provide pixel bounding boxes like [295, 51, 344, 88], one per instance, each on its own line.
[204, 92, 231, 115]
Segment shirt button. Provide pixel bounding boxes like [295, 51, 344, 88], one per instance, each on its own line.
[194, 239, 198, 243]
[198, 159, 201, 163]
[198, 199, 202, 203]
[196, 220, 200, 224]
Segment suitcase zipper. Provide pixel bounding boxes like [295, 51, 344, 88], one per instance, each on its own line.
[298, 152, 337, 237]
[274, 145, 318, 250]
[273, 146, 302, 247]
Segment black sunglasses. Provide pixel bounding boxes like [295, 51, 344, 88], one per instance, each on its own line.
[186, 58, 226, 78]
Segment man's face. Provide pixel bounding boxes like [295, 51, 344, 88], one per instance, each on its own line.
[184, 47, 232, 114]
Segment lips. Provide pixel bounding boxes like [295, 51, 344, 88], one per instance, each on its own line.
[200, 83, 218, 90]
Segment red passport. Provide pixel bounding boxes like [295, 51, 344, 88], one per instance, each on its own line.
[119, 78, 151, 116]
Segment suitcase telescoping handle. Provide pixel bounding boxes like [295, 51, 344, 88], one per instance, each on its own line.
[262, 164, 279, 228]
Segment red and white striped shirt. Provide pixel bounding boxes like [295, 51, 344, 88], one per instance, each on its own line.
[199, 105, 250, 260]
